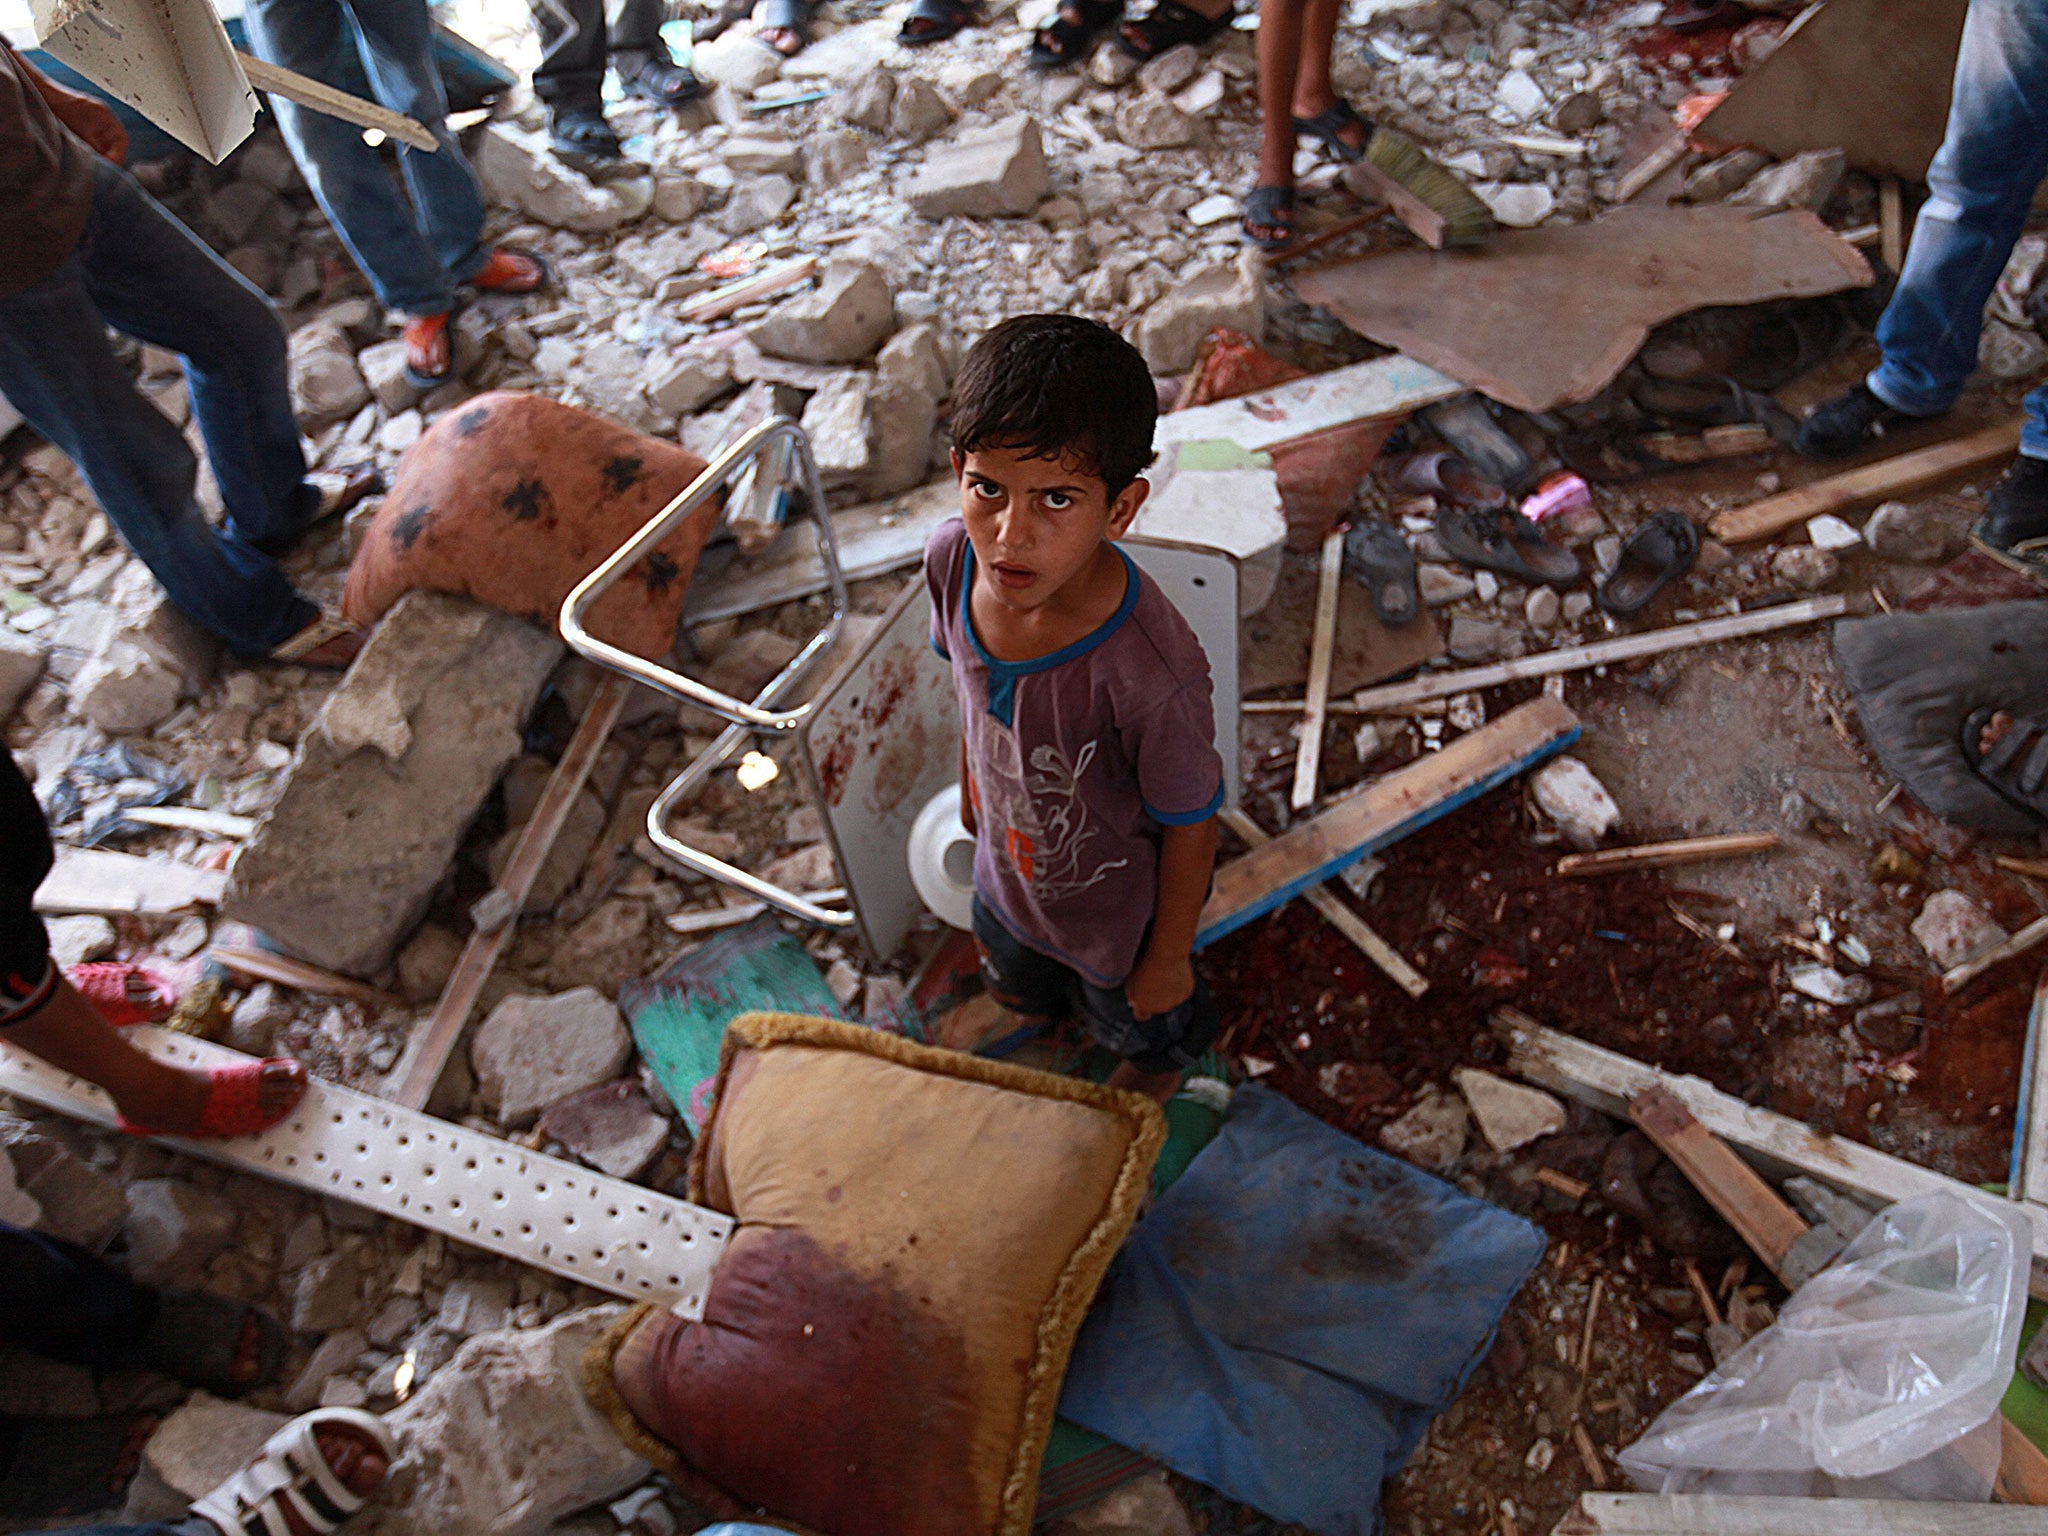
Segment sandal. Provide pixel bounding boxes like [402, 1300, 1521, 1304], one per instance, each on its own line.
[1597, 509, 1699, 616]
[0, 1412, 161, 1518]
[1342, 519, 1420, 628]
[401, 311, 455, 391]
[1386, 449, 1506, 508]
[1435, 505, 1582, 589]
[899, 0, 975, 45]
[269, 612, 365, 670]
[758, 0, 815, 54]
[191, 1407, 397, 1536]
[624, 57, 703, 106]
[140, 1291, 290, 1397]
[1292, 99, 1372, 163]
[1963, 708, 2048, 827]
[1242, 184, 1297, 251]
[547, 106, 640, 180]
[1116, 0, 1232, 59]
[1031, 0, 1122, 67]
[467, 246, 553, 297]
[64, 960, 176, 1025]
[118, 1057, 309, 1139]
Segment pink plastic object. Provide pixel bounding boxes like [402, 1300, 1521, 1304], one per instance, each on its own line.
[1521, 472, 1592, 524]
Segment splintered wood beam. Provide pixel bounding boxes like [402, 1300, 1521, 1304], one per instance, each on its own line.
[1628, 1086, 1808, 1279]
[1554, 833, 1779, 879]
[1709, 418, 2022, 544]
[1291, 527, 1346, 812]
[1197, 696, 1580, 947]
[1944, 915, 2048, 995]
[235, 52, 437, 151]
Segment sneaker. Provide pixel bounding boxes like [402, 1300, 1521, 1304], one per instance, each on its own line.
[1792, 382, 1937, 459]
[1972, 455, 2048, 579]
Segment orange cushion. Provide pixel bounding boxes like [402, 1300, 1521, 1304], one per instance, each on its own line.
[342, 392, 719, 659]
[592, 1014, 1164, 1536]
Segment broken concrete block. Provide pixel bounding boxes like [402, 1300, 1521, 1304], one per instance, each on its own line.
[396, 924, 463, 1005]
[1379, 1086, 1468, 1172]
[122, 1178, 238, 1281]
[749, 260, 895, 365]
[0, 1146, 38, 1230]
[1478, 181, 1554, 228]
[800, 372, 875, 488]
[1049, 1470, 1196, 1536]
[1770, 544, 1839, 590]
[290, 320, 372, 424]
[721, 134, 804, 177]
[1114, 92, 1197, 150]
[1136, 249, 1265, 374]
[693, 30, 783, 91]
[1452, 1068, 1566, 1153]
[227, 981, 294, 1056]
[806, 130, 869, 190]
[1731, 147, 1847, 213]
[539, 1079, 669, 1179]
[472, 988, 632, 1124]
[292, 1251, 363, 1333]
[908, 114, 1051, 219]
[834, 67, 896, 132]
[1863, 499, 1955, 564]
[0, 1113, 125, 1248]
[0, 628, 46, 724]
[1980, 318, 2048, 380]
[877, 320, 951, 403]
[360, 339, 422, 415]
[1681, 147, 1771, 204]
[143, 1394, 289, 1501]
[44, 913, 115, 966]
[1912, 890, 2008, 972]
[650, 171, 707, 222]
[645, 346, 735, 416]
[890, 75, 955, 143]
[284, 1328, 370, 1413]
[542, 899, 650, 993]
[221, 593, 561, 978]
[717, 173, 798, 235]
[69, 639, 182, 733]
[1135, 42, 1201, 94]
[357, 1308, 646, 1536]
[473, 127, 651, 233]
[1447, 615, 1510, 661]
[437, 1277, 516, 1338]
[1531, 756, 1620, 850]
[1418, 564, 1477, 607]
[866, 375, 939, 496]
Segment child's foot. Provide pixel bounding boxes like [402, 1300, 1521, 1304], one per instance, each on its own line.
[1108, 1059, 1182, 1103]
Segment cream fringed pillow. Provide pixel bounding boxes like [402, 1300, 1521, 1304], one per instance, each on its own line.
[584, 1013, 1164, 1536]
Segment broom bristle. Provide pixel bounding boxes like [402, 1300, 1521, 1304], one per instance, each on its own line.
[1365, 127, 1497, 247]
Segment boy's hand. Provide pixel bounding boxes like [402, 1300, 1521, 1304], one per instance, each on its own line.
[48, 87, 127, 162]
[1125, 950, 1193, 1021]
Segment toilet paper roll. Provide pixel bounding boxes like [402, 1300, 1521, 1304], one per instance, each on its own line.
[908, 783, 976, 931]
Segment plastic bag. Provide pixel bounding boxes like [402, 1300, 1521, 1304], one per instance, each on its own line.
[1619, 1191, 2030, 1501]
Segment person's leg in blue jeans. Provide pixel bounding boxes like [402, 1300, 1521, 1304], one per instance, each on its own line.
[0, 170, 316, 656]
[1797, 0, 2048, 438]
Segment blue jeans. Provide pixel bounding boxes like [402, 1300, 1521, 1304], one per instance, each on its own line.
[0, 162, 317, 657]
[242, 0, 488, 316]
[40, 1523, 213, 1536]
[1868, 0, 2048, 458]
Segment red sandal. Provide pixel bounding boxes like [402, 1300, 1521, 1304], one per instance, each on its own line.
[64, 962, 176, 1026]
[118, 1058, 308, 1139]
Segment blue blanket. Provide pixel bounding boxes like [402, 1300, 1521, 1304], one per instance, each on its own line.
[1057, 1084, 1546, 1535]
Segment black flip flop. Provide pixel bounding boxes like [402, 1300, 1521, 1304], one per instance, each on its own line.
[1435, 506, 1582, 589]
[899, 0, 975, 45]
[1597, 509, 1699, 616]
[1963, 708, 2048, 827]
[1291, 100, 1371, 162]
[1116, 0, 1232, 59]
[1343, 519, 1420, 628]
[1030, 0, 1121, 66]
[1242, 184, 1296, 251]
[140, 1290, 290, 1397]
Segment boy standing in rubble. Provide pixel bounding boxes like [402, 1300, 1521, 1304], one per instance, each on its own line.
[925, 314, 1223, 1102]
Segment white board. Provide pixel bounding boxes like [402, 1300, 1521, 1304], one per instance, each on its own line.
[30, 0, 254, 160]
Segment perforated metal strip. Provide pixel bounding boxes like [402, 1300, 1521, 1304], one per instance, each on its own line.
[0, 1029, 731, 1318]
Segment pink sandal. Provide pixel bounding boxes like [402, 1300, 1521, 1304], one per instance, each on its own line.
[64, 961, 176, 1026]
[118, 1059, 308, 1139]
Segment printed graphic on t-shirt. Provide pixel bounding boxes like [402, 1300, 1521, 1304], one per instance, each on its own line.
[978, 717, 1130, 902]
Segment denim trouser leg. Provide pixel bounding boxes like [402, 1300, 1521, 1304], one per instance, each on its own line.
[532, 0, 608, 106]
[0, 173, 315, 656]
[30, 1523, 216, 1536]
[0, 1220, 157, 1367]
[1869, 0, 2048, 458]
[242, 0, 487, 314]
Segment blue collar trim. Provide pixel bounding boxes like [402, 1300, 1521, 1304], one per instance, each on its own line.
[962, 544, 1138, 727]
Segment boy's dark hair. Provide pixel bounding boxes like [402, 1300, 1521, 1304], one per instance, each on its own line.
[949, 314, 1157, 496]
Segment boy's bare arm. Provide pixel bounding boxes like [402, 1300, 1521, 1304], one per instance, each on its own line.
[1126, 816, 1218, 1020]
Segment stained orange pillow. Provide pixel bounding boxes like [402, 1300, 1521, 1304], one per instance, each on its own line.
[343, 392, 720, 659]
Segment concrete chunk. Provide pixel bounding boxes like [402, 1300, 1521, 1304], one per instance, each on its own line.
[907, 114, 1051, 219]
[749, 260, 895, 365]
[471, 988, 632, 1124]
[1135, 249, 1264, 373]
[221, 593, 561, 978]
[1452, 1068, 1566, 1153]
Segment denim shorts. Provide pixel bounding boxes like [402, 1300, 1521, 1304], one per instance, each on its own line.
[971, 894, 1216, 1074]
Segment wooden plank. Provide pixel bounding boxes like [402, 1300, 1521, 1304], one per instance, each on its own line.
[1494, 1007, 2048, 1267]
[678, 256, 818, 323]
[2020, 972, 2048, 1204]
[1615, 132, 1688, 204]
[1629, 1086, 1809, 1278]
[234, 51, 436, 152]
[1555, 833, 1779, 879]
[1711, 419, 2023, 544]
[386, 676, 628, 1111]
[1152, 353, 1465, 457]
[2002, 1416, 2048, 1506]
[206, 946, 397, 1008]
[1197, 697, 1580, 947]
[1880, 176, 1906, 273]
[1945, 915, 2048, 995]
[34, 847, 225, 916]
[120, 806, 256, 839]
[2001, 857, 2048, 881]
[1554, 1492, 2048, 1533]
[1291, 528, 1346, 812]
[1219, 808, 1428, 998]
[1351, 597, 1849, 712]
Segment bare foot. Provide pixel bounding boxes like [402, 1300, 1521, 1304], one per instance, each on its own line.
[1107, 1059, 1181, 1102]
[758, 23, 803, 52]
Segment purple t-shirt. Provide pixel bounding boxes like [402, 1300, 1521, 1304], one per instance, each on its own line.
[925, 518, 1224, 988]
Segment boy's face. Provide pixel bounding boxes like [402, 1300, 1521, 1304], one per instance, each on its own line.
[952, 443, 1149, 616]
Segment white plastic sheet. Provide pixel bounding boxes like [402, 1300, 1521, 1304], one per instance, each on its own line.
[1620, 1191, 2030, 1501]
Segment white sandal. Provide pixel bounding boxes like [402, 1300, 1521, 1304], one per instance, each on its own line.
[190, 1407, 397, 1536]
